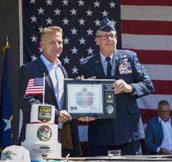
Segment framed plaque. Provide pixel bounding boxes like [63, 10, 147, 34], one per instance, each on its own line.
[64, 79, 116, 119]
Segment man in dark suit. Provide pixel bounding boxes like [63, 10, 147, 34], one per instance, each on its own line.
[145, 100, 172, 154]
[78, 18, 154, 156]
[18, 26, 80, 157]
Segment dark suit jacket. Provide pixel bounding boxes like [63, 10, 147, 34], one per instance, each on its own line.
[145, 116, 172, 154]
[18, 56, 80, 156]
[79, 49, 154, 146]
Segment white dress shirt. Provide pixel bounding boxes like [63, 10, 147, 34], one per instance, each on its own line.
[40, 54, 64, 110]
[100, 52, 113, 77]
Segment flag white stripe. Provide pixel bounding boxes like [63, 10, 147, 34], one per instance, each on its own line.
[26, 91, 43, 94]
[122, 34, 172, 50]
[121, 5, 172, 21]
[137, 95, 172, 110]
[26, 89, 44, 92]
[143, 64, 172, 81]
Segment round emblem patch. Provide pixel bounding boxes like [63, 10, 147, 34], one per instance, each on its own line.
[106, 105, 114, 114]
[37, 125, 52, 141]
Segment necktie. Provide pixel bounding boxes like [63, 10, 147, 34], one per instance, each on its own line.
[106, 57, 112, 79]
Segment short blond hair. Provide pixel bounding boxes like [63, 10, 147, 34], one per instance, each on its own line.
[40, 26, 63, 40]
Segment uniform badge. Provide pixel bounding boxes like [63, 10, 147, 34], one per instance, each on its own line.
[106, 105, 114, 114]
[119, 61, 132, 74]
[106, 92, 113, 103]
[37, 125, 52, 141]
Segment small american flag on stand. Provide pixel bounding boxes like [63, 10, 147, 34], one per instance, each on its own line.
[25, 78, 44, 96]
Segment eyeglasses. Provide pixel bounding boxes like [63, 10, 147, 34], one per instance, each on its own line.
[97, 34, 116, 40]
[159, 110, 170, 114]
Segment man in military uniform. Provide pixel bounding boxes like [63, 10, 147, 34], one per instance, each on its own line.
[79, 18, 154, 156]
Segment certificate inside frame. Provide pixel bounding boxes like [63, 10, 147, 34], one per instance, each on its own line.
[67, 83, 103, 114]
[64, 79, 116, 119]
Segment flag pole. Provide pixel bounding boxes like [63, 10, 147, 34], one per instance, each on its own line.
[43, 73, 46, 104]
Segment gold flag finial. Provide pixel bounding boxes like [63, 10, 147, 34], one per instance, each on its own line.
[3, 36, 10, 54]
[6, 36, 9, 47]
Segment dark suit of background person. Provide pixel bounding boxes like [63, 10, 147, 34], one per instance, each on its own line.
[145, 100, 172, 155]
[78, 18, 154, 156]
[18, 26, 80, 157]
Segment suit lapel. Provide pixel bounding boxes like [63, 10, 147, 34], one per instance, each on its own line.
[59, 65, 68, 78]
[111, 52, 116, 78]
[111, 50, 120, 79]
[95, 55, 106, 78]
[95, 52, 119, 79]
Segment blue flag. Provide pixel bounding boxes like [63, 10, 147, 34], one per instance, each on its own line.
[0, 46, 13, 152]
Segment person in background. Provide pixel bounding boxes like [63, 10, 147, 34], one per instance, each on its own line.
[18, 26, 80, 157]
[78, 18, 154, 156]
[145, 100, 172, 154]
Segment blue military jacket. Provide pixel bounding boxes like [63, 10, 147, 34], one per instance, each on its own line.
[79, 49, 154, 146]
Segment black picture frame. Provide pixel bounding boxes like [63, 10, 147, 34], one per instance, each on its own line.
[64, 79, 116, 119]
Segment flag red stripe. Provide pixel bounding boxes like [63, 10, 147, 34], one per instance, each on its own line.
[25, 93, 43, 96]
[121, 20, 172, 35]
[140, 109, 157, 123]
[121, 0, 172, 6]
[25, 92, 43, 94]
[140, 109, 172, 123]
[152, 80, 172, 94]
[125, 49, 172, 65]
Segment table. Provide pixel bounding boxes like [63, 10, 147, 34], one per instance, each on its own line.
[39, 155, 172, 162]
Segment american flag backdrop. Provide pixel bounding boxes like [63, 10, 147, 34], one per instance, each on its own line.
[22, 0, 172, 142]
[23, 0, 121, 76]
[120, 0, 172, 123]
